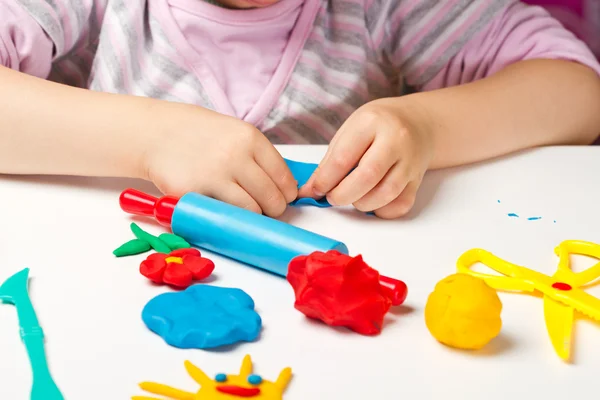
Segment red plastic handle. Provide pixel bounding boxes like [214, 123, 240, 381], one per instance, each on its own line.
[119, 188, 178, 226]
[379, 275, 408, 306]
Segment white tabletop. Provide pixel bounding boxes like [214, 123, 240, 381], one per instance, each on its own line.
[1, 145, 599, 400]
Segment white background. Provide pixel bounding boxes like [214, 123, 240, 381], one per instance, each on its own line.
[1, 145, 599, 399]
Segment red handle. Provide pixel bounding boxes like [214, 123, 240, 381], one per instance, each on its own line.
[379, 275, 408, 306]
[119, 188, 178, 226]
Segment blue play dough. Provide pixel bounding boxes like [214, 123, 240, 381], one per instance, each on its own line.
[284, 158, 375, 216]
[141, 284, 262, 349]
[284, 158, 332, 208]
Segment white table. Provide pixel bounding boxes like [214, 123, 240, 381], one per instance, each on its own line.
[1, 145, 599, 400]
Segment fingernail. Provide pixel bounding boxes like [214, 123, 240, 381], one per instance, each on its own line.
[313, 189, 324, 197]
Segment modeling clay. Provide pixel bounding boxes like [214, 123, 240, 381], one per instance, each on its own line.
[284, 159, 331, 207]
[113, 239, 152, 257]
[457, 240, 600, 362]
[139, 248, 214, 288]
[158, 233, 191, 249]
[120, 189, 408, 333]
[425, 273, 502, 350]
[131, 222, 172, 253]
[132, 354, 291, 400]
[0, 268, 64, 400]
[141, 284, 261, 349]
[119, 189, 403, 284]
[287, 250, 407, 335]
[114, 223, 191, 257]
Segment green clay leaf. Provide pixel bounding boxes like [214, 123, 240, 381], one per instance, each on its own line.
[159, 233, 191, 250]
[113, 239, 151, 257]
[130, 223, 172, 253]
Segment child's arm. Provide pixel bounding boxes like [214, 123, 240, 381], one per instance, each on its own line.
[0, 1, 296, 217]
[415, 1, 600, 168]
[413, 57, 600, 169]
[0, 64, 142, 178]
[0, 65, 297, 216]
[300, 0, 600, 217]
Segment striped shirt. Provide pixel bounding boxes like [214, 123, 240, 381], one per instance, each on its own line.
[2, 0, 600, 143]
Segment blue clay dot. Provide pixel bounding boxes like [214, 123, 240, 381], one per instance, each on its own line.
[215, 373, 227, 382]
[248, 374, 262, 385]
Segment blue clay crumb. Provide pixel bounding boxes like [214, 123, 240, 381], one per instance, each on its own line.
[141, 284, 262, 350]
[499, 201, 555, 223]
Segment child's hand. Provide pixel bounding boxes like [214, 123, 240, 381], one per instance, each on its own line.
[298, 98, 434, 219]
[142, 102, 297, 217]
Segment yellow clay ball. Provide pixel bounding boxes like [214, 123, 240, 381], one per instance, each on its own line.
[425, 273, 502, 350]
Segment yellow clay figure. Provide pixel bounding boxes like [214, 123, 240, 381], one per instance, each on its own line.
[425, 273, 502, 350]
[132, 354, 292, 400]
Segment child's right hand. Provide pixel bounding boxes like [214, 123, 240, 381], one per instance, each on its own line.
[141, 102, 298, 217]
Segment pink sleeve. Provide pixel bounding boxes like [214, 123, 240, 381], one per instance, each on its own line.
[0, 0, 54, 78]
[422, 1, 600, 91]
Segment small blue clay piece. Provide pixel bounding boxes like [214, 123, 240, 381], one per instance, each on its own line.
[215, 373, 227, 382]
[284, 158, 332, 208]
[141, 284, 262, 349]
[248, 374, 263, 385]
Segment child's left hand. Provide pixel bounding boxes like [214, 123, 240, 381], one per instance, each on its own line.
[298, 97, 435, 219]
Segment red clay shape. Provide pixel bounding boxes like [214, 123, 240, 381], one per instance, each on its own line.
[216, 385, 261, 397]
[287, 250, 404, 335]
[140, 248, 214, 288]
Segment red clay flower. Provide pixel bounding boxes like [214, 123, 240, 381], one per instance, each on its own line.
[140, 248, 214, 288]
[287, 250, 395, 335]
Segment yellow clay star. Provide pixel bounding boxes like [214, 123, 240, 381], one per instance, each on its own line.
[132, 354, 292, 400]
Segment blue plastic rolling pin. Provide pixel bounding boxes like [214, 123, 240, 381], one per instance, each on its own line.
[119, 188, 349, 276]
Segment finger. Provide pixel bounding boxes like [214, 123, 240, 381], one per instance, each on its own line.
[303, 120, 375, 198]
[297, 126, 346, 198]
[326, 137, 398, 206]
[253, 138, 298, 203]
[351, 162, 409, 211]
[236, 162, 287, 217]
[211, 182, 262, 214]
[373, 178, 422, 219]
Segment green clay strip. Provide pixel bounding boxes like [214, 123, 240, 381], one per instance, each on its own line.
[159, 233, 191, 250]
[130, 223, 171, 253]
[113, 239, 152, 257]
